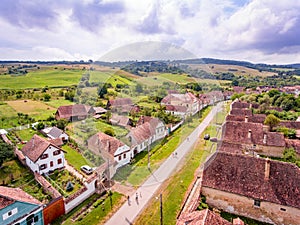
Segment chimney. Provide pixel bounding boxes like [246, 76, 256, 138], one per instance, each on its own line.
[141, 115, 144, 124]
[263, 133, 267, 144]
[265, 158, 270, 180]
[245, 116, 249, 123]
[263, 125, 270, 132]
[249, 103, 252, 109]
[248, 129, 252, 139]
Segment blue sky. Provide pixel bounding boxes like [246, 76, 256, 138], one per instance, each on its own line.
[0, 0, 300, 64]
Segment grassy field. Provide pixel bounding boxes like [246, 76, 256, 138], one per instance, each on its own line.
[62, 145, 92, 171]
[189, 63, 276, 77]
[44, 98, 74, 108]
[0, 159, 50, 202]
[6, 100, 56, 120]
[89, 71, 134, 87]
[0, 68, 83, 89]
[15, 128, 37, 141]
[0, 102, 17, 117]
[134, 104, 228, 225]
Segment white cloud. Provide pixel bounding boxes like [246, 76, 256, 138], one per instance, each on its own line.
[1, 0, 300, 64]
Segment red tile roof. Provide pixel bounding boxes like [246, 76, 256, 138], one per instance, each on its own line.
[109, 98, 133, 107]
[165, 104, 188, 113]
[202, 152, 300, 209]
[49, 138, 64, 147]
[0, 186, 41, 210]
[56, 104, 92, 120]
[230, 108, 252, 116]
[279, 121, 300, 130]
[222, 121, 285, 147]
[88, 132, 127, 156]
[161, 92, 198, 105]
[177, 209, 232, 225]
[110, 114, 131, 127]
[22, 134, 57, 162]
[226, 114, 266, 124]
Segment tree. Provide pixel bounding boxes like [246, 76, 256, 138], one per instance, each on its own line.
[0, 141, 14, 167]
[283, 148, 297, 163]
[264, 114, 280, 131]
[98, 83, 108, 98]
[104, 128, 115, 137]
[36, 122, 45, 130]
[57, 119, 68, 130]
[43, 93, 51, 101]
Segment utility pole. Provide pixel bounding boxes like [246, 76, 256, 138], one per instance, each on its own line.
[160, 193, 163, 225]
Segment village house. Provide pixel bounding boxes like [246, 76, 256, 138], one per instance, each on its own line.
[226, 114, 266, 124]
[41, 126, 69, 142]
[127, 116, 166, 155]
[161, 92, 199, 118]
[165, 105, 187, 119]
[107, 98, 133, 113]
[109, 114, 133, 128]
[201, 152, 300, 225]
[177, 208, 234, 225]
[87, 132, 130, 176]
[92, 106, 107, 119]
[222, 120, 285, 157]
[55, 104, 95, 121]
[0, 186, 44, 225]
[22, 134, 65, 174]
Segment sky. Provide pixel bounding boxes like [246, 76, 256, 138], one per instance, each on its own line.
[1, 0, 300, 64]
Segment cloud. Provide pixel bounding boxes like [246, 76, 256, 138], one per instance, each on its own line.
[0, 0, 59, 29]
[1, 0, 300, 63]
[71, 0, 125, 32]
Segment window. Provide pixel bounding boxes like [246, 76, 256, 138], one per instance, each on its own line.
[280, 208, 286, 211]
[50, 161, 54, 167]
[254, 199, 261, 207]
[40, 153, 48, 159]
[2, 208, 18, 220]
[123, 153, 126, 159]
[57, 158, 62, 164]
[118, 155, 121, 161]
[39, 164, 47, 170]
[53, 150, 60, 156]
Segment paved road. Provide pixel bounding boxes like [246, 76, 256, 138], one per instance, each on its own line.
[104, 102, 223, 225]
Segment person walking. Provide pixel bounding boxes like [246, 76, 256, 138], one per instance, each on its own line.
[135, 192, 139, 204]
[127, 195, 131, 206]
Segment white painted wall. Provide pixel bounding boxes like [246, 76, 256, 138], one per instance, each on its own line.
[64, 179, 97, 213]
[25, 145, 65, 174]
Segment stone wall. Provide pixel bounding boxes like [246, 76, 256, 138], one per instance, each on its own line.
[202, 187, 300, 225]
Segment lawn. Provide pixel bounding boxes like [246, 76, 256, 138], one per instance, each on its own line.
[134, 104, 227, 225]
[6, 100, 56, 120]
[53, 192, 123, 225]
[46, 169, 83, 197]
[62, 145, 92, 171]
[114, 107, 212, 186]
[14, 128, 37, 142]
[69, 119, 128, 142]
[0, 68, 84, 89]
[44, 98, 75, 108]
[0, 159, 51, 202]
[0, 103, 18, 128]
[89, 71, 134, 87]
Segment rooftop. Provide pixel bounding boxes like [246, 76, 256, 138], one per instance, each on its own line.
[202, 152, 300, 209]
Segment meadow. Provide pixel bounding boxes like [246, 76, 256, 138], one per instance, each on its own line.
[6, 100, 56, 120]
[0, 68, 83, 89]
